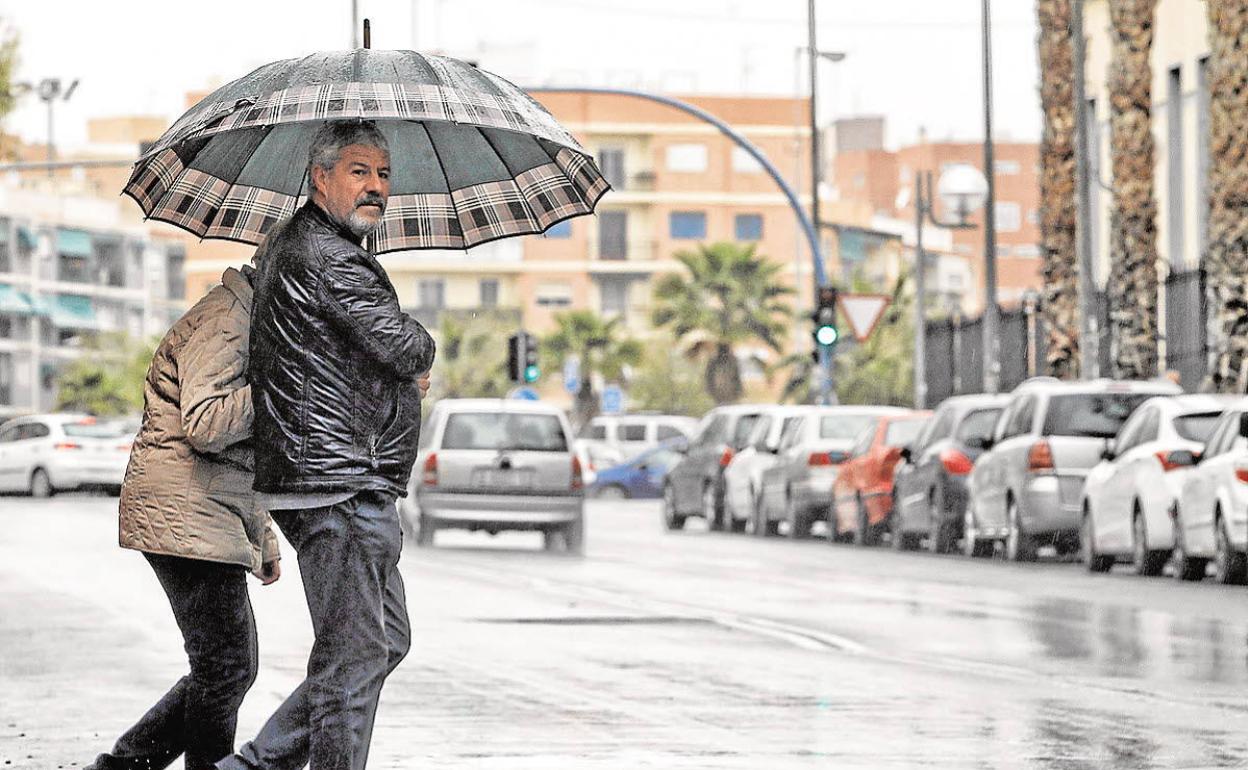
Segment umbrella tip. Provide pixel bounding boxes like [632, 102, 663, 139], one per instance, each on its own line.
[363, 18, 371, 49]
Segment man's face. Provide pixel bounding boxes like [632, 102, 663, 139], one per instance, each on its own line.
[311, 143, 391, 239]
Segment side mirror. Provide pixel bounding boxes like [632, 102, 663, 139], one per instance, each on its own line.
[1101, 443, 1116, 462]
[899, 446, 913, 463]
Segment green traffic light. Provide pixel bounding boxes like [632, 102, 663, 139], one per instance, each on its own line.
[524, 364, 541, 383]
[815, 325, 839, 346]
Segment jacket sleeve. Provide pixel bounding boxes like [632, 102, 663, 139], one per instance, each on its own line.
[179, 305, 253, 455]
[315, 245, 436, 379]
[260, 514, 280, 564]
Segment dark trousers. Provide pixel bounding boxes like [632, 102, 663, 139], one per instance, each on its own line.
[91, 553, 258, 770]
[219, 493, 410, 770]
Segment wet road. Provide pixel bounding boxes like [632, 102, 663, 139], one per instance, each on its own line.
[3, 495, 1248, 768]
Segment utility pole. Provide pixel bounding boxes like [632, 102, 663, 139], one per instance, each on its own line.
[1072, 0, 1098, 379]
[914, 172, 928, 409]
[807, 0, 834, 405]
[981, 0, 1001, 394]
[352, 0, 360, 48]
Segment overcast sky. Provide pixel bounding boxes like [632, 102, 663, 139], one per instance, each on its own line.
[0, 0, 1041, 153]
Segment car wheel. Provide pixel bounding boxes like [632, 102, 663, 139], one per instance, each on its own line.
[962, 508, 993, 558]
[1213, 511, 1247, 586]
[928, 489, 954, 554]
[725, 492, 747, 534]
[595, 484, 628, 501]
[662, 484, 686, 531]
[786, 492, 810, 539]
[1082, 509, 1113, 573]
[854, 496, 878, 547]
[1171, 510, 1206, 581]
[543, 528, 563, 552]
[564, 516, 585, 556]
[1131, 507, 1168, 577]
[415, 513, 436, 547]
[703, 482, 724, 532]
[1005, 498, 1037, 563]
[29, 468, 53, 499]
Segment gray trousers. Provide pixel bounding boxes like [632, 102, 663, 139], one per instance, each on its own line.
[218, 493, 411, 770]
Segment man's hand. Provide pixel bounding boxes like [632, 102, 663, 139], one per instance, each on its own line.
[416, 371, 431, 399]
[254, 559, 281, 585]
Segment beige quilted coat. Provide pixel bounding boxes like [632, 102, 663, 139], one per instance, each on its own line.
[119, 266, 278, 570]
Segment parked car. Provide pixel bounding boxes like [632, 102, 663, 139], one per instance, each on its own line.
[722, 406, 813, 534]
[756, 406, 909, 539]
[1168, 399, 1248, 583]
[588, 441, 685, 500]
[663, 405, 767, 531]
[411, 399, 585, 553]
[573, 440, 624, 488]
[1081, 394, 1234, 575]
[831, 411, 931, 546]
[966, 379, 1181, 562]
[0, 413, 135, 496]
[892, 394, 1010, 555]
[578, 413, 699, 458]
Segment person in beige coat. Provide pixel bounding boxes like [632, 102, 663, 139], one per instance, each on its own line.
[87, 262, 281, 770]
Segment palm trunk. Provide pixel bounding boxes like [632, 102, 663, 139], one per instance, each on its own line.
[1205, 1, 1248, 392]
[705, 343, 742, 405]
[1037, 0, 1081, 379]
[1106, 0, 1160, 380]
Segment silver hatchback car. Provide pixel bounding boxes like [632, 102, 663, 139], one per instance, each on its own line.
[411, 399, 585, 553]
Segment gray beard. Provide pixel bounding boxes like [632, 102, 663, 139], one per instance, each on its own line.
[345, 208, 382, 240]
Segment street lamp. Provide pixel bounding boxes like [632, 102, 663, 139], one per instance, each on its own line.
[913, 163, 987, 408]
[8, 78, 79, 177]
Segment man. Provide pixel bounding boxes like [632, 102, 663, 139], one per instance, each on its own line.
[88, 258, 280, 770]
[218, 120, 435, 770]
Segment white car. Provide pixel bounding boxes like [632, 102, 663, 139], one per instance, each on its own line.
[722, 405, 812, 534]
[1081, 394, 1234, 575]
[1169, 399, 1248, 584]
[0, 413, 135, 497]
[578, 414, 699, 458]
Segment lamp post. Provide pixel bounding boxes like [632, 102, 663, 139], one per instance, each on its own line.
[913, 163, 987, 408]
[981, 0, 1001, 393]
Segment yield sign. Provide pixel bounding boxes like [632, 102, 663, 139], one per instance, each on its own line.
[838, 293, 891, 342]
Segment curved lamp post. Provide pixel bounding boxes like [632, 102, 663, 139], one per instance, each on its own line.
[913, 163, 987, 408]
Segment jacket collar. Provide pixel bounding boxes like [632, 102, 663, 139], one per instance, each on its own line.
[219, 265, 255, 313]
[301, 200, 367, 247]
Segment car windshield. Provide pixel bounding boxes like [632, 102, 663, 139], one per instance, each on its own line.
[639, 448, 683, 471]
[1173, 412, 1223, 443]
[820, 414, 880, 440]
[443, 412, 568, 452]
[884, 419, 926, 447]
[63, 420, 132, 439]
[955, 408, 1002, 443]
[731, 414, 761, 448]
[1042, 393, 1156, 439]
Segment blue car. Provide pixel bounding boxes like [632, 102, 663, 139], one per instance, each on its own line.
[589, 442, 687, 500]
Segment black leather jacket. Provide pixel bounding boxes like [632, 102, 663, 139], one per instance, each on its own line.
[250, 203, 435, 497]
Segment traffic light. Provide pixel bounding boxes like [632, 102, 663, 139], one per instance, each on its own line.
[812, 285, 839, 349]
[507, 332, 541, 384]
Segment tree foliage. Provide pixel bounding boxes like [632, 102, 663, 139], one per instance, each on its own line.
[651, 242, 792, 405]
[428, 313, 512, 400]
[628, 335, 716, 416]
[54, 333, 156, 416]
[542, 310, 642, 426]
[0, 21, 19, 160]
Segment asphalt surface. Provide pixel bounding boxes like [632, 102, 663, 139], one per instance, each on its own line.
[3, 494, 1248, 769]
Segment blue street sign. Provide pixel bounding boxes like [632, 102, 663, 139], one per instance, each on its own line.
[510, 387, 540, 401]
[601, 385, 624, 414]
[563, 358, 580, 394]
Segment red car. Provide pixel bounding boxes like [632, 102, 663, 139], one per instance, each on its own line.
[831, 411, 931, 545]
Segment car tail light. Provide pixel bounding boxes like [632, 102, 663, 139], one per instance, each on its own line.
[53, 442, 81, 451]
[1235, 463, 1248, 484]
[1027, 440, 1055, 474]
[939, 448, 974, 476]
[1156, 450, 1198, 472]
[719, 448, 735, 467]
[421, 453, 438, 487]
[571, 455, 584, 491]
[807, 451, 848, 467]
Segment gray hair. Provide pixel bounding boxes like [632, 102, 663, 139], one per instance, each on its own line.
[306, 120, 389, 187]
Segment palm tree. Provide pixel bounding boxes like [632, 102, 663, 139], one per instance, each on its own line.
[1037, 0, 1081, 379]
[651, 242, 793, 405]
[542, 310, 643, 427]
[1205, 1, 1248, 392]
[1106, 0, 1160, 380]
[429, 314, 511, 400]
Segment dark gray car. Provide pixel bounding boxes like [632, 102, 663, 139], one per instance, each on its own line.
[891, 394, 1009, 554]
[663, 405, 766, 531]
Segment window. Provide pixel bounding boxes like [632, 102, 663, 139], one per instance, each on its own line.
[731, 413, 762, 448]
[921, 408, 957, 448]
[666, 143, 708, 172]
[698, 415, 729, 446]
[0, 217, 11, 273]
[598, 147, 627, 189]
[57, 229, 93, 283]
[669, 212, 707, 240]
[734, 213, 763, 242]
[994, 160, 1021, 175]
[994, 202, 1021, 233]
[731, 147, 763, 173]
[599, 277, 629, 317]
[1173, 411, 1222, 443]
[657, 424, 686, 442]
[1202, 413, 1237, 458]
[1042, 393, 1154, 439]
[1167, 65, 1186, 267]
[820, 414, 880, 441]
[955, 408, 1002, 445]
[0, 351, 10, 404]
[778, 417, 804, 449]
[581, 423, 608, 440]
[598, 211, 628, 259]
[619, 423, 647, 442]
[747, 415, 773, 448]
[1003, 397, 1036, 439]
[851, 426, 876, 457]
[544, 220, 572, 239]
[1027, 209, 1040, 225]
[417, 279, 445, 310]
[0, 424, 17, 443]
[479, 279, 499, 308]
[165, 245, 186, 299]
[1011, 245, 1041, 258]
[535, 283, 572, 308]
[19, 422, 50, 440]
[885, 419, 927, 448]
[441, 412, 568, 452]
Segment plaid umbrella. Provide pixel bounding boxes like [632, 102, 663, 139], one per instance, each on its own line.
[124, 50, 608, 254]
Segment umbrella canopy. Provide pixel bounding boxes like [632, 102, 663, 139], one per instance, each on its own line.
[124, 50, 608, 254]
